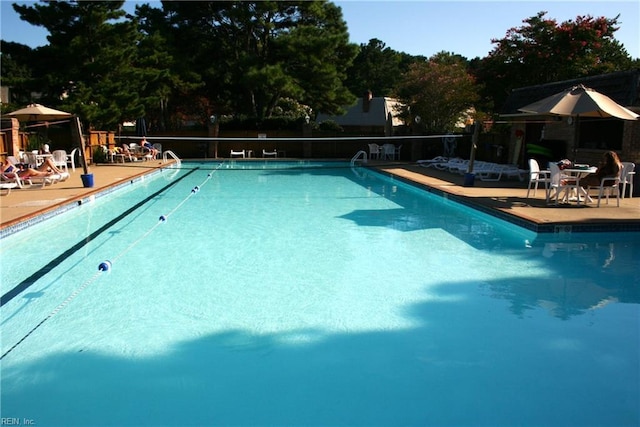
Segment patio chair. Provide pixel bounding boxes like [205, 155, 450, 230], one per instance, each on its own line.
[620, 162, 635, 198]
[381, 143, 396, 160]
[587, 176, 621, 207]
[23, 152, 38, 168]
[394, 144, 403, 160]
[230, 149, 246, 158]
[66, 148, 79, 171]
[52, 150, 68, 172]
[262, 149, 277, 157]
[117, 144, 138, 162]
[548, 163, 579, 205]
[526, 158, 551, 198]
[368, 143, 381, 160]
[152, 143, 163, 159]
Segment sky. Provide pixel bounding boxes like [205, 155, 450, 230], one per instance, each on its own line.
[1, 0, 639, 60]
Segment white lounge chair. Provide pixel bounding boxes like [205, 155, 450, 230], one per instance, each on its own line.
[477, 163, 527, 182]
[262, 149, 277, 157]
[230, 149, 246, 158]
[0, 172, 23, 195]
[417, 156, 448, 168]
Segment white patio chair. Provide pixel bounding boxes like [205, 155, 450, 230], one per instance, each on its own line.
[151, 143, 162, 159]
[368, 143, 380, 160]
[23, 152, 38, 168]
[588, 176, 621, 207]
[118, 144, 138, 162]
[230, 149, 246, 158]
[394, 144, 402, 160]
[548, 163, 579, 205]
[620, 162, 635, 198]
[381, 143, 396, 160]
[262, 149, 277, 157]
[526, 158, 551, 198]
[52, 150, 68, 172]
[66, 148, 79, 171]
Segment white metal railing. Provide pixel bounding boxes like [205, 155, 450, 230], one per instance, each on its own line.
[350, 150, 368, 166]
[162, 150, 181, 166]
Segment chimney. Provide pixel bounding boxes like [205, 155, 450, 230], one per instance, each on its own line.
[363, 90, 373, 113]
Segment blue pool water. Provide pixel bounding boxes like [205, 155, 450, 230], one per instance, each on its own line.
[1, 161, 639, 426]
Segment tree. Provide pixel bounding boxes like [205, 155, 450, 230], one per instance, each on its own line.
[345, 38, 403, 97]
[395, 52, 479, 134]
[476, 11, 635, 112]
[13, 0, 145, 130]
[133, 3, 204, 131]
[0, 41, 39, 110]
[163, 1, 357, 121]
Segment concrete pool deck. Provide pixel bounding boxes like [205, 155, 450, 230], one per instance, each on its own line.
[1, 160, 639, 234]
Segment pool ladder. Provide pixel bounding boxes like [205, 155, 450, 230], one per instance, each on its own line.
[350, 150, 368, 166]
[163, 150, 181, 166]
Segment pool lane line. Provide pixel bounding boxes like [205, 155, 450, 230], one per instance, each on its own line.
[106, 162, 221, 267]
[1, 270, 103, 360]
[0, 167, 200, 308]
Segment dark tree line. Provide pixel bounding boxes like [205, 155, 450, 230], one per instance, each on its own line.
[1, 1, 637, 134]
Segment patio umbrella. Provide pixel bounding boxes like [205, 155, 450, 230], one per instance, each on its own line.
[7, 103, 72, 122]
[135, 117, 147, 137]
[518, 84, 639, 120]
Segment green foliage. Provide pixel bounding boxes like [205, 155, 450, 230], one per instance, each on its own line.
[92, 146, 108, 164]
[395, 52, 479, 134]
[219, 115, 308, 131]
[3, 4, 636, 131]
[26, 133, 46, 152]
[12, 1, 145, 130]
[163, 1, 357, 120]
[318, 120, 343, 132]
[475, 11, 635, 112]
[345, 38, 404, 97]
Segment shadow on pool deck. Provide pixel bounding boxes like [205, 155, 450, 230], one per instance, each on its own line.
[1, 159, 639, 234]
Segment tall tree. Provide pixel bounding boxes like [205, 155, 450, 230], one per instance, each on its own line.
[13, 0, 145, 129]
[345, 38, 403, 98]
[163, 0, 357, 120]
[395, 52, 479, 134]
[0, 41, 39, 110]
[134, 3, 204, 131]
[476, 11, 635, 112]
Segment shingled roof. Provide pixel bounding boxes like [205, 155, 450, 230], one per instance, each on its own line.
[316, 97, 404, 127]
[500, 69, 640, 115]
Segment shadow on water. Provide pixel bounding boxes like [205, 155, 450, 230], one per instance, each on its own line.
[2, 163, 640, 426]
[2, 273, 639, 427]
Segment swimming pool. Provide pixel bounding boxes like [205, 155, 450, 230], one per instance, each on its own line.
[1, 161, 639, 426]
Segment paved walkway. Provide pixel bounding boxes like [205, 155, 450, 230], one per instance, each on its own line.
[377, 163, 640, 232]
[1, 160, 639, 234]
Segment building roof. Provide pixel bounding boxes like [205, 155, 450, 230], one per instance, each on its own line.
[316, 97, 404, 127]
[500, 69, 640, 115]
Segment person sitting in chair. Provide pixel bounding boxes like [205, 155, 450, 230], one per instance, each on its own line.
[581, 151, 623, 187]
[140, 137, 158, 158]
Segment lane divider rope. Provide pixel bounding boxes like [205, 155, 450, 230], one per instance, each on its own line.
[1, 162, 224, 360]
